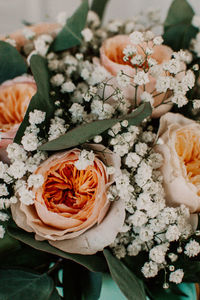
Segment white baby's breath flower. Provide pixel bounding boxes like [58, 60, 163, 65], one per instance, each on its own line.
[0, 225, 5, 239]
[184, 240, 200, 257]
[87, 11, 100, 28]
[153, 36, 163, 45]
[7, 143, 27, 162]
[8, 161, 26, 179]
[0, 184, 9, 197]
[149, 244, 168, 264]
[139, 227, 154, 242]
[75, 150, 95, 170]
[117, 71, 131, 87]
[61, 81, 76, 93]
[193, 99, 200, 109]
[192, 15, 200, 28]
[166, 225, 181, 242]
[156, 76, 171, 93]
[130, 31, 144, 45]
[171, 94, 188, 107]
[51, 74, 65, 87]
[28, 174, 44, 188]
[0, 212, 9, 222]
[21, 133, 39, 151]
[125, 152, 141, 168]
[81, 28, 93, 42]
[142, 261, 158, 278]
[169, 269, 184, 284]
[128, 210, 148, 227]
[93, 135, 102, 143]
[23, 27, 35, 39]
[18, 187, 35, 205]
[29, 110, 46, 125]
[134, 71, 149, 85]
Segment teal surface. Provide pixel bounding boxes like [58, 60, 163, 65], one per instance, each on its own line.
[99, 273, 127, 300]
[99, 274, 197, 300]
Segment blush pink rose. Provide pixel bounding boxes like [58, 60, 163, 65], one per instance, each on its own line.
[0, 23, 60, 50]
[154, 112, 200, 213]
[0, 75, 36, 162]
[11, 144, 125, 254]
[100, 35, 174, 118]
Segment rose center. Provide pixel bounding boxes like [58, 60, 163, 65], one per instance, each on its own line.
[175, 128, 200, 195]
[42, 161, 98, 214]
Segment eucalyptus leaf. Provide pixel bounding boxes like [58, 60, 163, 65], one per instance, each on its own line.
[39, 102, 152, 151]
[7, 226, 108, 273]
[0, 245, 52, 271]
[51, 0, 89, 52]
[0, 41, 27, 84]
[163, 0, 197, 50]
[81, 270, 102, 300]
[0, 233, 20, 256]
[91, 0, 110, 20]
[48, 289, 62, 300]
[103, 249, 146, 300]
[0, 269, 54, 300]
[14, 55, 55, 144]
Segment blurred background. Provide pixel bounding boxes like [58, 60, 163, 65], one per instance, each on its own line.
[0, 0, 200, 34]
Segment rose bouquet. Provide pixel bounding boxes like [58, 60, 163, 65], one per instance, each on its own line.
[1, 0, 200, 299]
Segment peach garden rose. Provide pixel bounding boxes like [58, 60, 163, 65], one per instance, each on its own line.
[154, 112, 200, 213]
[11, 145, 125, 254]
[0, 75, 36, 162]
[100, 34, 177, 118]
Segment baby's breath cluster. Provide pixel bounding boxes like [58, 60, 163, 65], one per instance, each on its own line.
[1, 8, 200, 289]
[109, 121, 198, 285]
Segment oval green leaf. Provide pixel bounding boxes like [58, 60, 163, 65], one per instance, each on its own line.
[7, 226, 108, 273]
[0, 269, 54, 300]
[14, 55, 55, 144]
[51, 0, 89, 52]
[103, 249, 146, 300]
[0, 41, 27, 84]
[39, 102, 152, 151]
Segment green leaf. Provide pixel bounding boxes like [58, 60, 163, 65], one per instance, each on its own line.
[103, 249, 146, 300]
[0, 245, 52, 271]
[39, 102, 152, 151]
[91, 0, 110, 20]
[49, 289, 62, 300]
[51, 0, 89, 52]
[0, 269, 54, 300]
[0, 41, 27, 84]
[14, 55, 55, 144]
[81, 270, 102, 300]
[163, 0, 197, 50]
[7, 226, 108, 273]
[0, 233, 20, 256]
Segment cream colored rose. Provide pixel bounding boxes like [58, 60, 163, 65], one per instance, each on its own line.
[100, 35, 175, 118]
[11, 144, 125, 254]
[154, 112, 200, 213]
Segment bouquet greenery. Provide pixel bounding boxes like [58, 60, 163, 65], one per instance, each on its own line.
[1, 0, 200, 299]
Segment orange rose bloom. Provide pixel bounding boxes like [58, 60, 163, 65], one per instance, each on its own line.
[11, 145, 125, 254]
[100, 35, 174, 118]
[0, 76, 36, 162]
